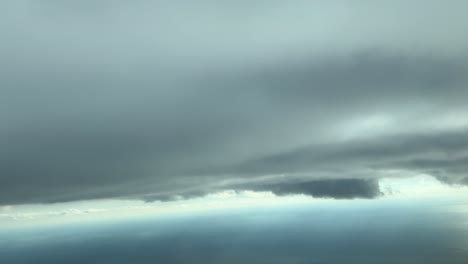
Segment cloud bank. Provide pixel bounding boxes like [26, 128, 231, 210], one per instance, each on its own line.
[1, 1, 468, 204]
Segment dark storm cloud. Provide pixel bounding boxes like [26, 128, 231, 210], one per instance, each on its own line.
[237, 179, 382, 199]
[142, 179, 381, 202]
[1, 1, 468, 204]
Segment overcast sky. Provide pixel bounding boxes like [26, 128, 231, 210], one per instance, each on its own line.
[2, 1, 468, 205]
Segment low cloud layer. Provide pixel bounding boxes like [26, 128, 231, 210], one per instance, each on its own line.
[1, 1, 468, 205]
[238, 179, 382, 199]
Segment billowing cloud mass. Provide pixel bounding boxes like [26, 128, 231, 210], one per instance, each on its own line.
[1, 1, 468, 204]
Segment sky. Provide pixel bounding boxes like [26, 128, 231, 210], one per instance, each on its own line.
[1, 1, 468, 263]
[2, 1, 468, 204]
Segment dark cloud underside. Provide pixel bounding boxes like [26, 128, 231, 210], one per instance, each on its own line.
[1, 1, 468, 204]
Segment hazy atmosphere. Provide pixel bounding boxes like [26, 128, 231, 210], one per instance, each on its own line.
[1, 1, 468, 263]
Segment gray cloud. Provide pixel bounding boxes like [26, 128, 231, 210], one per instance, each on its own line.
[142, 179, 382, 202]
[225, 130, 468, 174]
[237, 179, 382, 199]
[1, 1, 468, 204]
